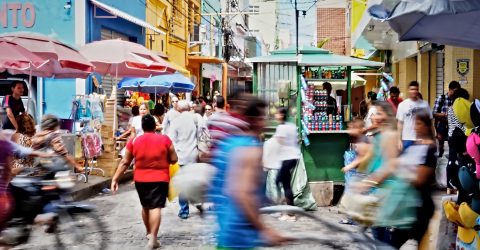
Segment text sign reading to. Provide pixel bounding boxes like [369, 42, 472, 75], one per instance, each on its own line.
[0, 2, 36, 28]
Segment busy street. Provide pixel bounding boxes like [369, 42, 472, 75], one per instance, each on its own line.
[2, 0, 480, 249]
[20, 184, 423, 250]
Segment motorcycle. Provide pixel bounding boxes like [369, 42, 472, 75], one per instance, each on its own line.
[0, 158, 108, 249]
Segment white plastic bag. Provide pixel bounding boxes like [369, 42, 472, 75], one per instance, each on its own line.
[262, 137, 281, 170]
[171, 163, 216, 203]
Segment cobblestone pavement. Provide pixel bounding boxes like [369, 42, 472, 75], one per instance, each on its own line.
[18, 184, 420, 250]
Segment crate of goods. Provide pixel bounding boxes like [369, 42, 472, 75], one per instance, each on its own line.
[103, 138, 115, 146]
[103, 143, 116, 153]
[96, 158, 121, 177]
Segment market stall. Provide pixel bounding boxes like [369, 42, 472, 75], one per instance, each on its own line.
[249, 46, 383, 184]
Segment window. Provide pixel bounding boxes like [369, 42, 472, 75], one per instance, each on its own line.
[191, 24, 200, 42]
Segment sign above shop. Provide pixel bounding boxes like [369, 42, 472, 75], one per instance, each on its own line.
[457, 59, 470, 76]
[457, 59, 470, 85]
[0, 2, 36, 28]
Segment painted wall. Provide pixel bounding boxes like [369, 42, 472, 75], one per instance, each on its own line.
[146, 0, 168, 55]
[87, 0, 146, 44]
[0, 0, 77, 119]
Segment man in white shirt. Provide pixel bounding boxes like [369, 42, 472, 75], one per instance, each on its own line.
[161, 96, 180, 135]
[167, 100, 198, 219]
[396, 81, 432, 150]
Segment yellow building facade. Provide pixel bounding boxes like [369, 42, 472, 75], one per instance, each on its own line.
[145, 0, 201, 77]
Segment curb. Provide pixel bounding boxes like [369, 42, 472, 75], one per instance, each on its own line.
[71, 171, 133, 201]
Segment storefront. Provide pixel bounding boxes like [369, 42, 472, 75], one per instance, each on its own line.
[0, 0, 79, 120]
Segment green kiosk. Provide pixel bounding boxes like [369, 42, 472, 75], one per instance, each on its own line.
[249, 46, 383, 189]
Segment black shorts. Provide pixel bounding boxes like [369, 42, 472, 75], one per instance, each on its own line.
[135, 182, 169, 209]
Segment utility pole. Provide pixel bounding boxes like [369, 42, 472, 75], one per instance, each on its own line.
[295, 0, 298, 55]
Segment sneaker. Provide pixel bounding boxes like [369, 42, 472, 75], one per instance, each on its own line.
[278, 215, 296, 222]
[195, 204, 204, 217]
[178, 214, 189, 220]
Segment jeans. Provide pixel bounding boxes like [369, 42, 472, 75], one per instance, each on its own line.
[372, 227, 410, 249]
[178, 196, 189, 217]
[402, 140, 415, 151]
[275, 159, 298, 206]
[178, 164, 190, 217]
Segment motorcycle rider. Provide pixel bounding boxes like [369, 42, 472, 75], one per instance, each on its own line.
[0, 131, 52, 234]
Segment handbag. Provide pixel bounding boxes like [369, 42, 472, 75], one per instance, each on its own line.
[338, 189, 380, 226]
[167, 163, 180, 201]
[374, 179, 419, 229]
[194, 115, 211, 162]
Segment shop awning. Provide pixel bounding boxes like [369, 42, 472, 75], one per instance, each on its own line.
[247, 46, 383, 68]
[188, 56, 224, 65]
[298, 54, 384, 67]
[91, 0, 166, 35]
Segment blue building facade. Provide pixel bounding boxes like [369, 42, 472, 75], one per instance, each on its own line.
[86, 0, 146, 44]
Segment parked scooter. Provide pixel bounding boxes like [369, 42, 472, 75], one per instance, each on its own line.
[0, 158, 108, 249]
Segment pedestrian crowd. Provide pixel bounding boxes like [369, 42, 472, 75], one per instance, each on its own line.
[3, 77, 480, 249]
[340, 80, 480, 249]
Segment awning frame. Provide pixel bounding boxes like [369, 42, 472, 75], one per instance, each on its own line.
[90, 0, 166, 35]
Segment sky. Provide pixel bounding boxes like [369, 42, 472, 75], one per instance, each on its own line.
[276, 0, 318, 47]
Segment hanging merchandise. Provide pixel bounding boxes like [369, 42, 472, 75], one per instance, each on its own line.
[74, 96, 92, 121]
[89, 93, 105, 123]
[70, 95, 106, 133]
[81, 130, 103, 159]
[301, 75, 308, 90]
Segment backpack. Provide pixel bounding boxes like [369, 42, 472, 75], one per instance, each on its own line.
[194, 115, 211, 162]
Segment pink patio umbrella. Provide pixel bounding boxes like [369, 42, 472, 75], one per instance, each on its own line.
[0, 39, 48, 72]
[79, 39, 176, 78]
[79, 39, 176, 133]
[0, 32, 94, 79]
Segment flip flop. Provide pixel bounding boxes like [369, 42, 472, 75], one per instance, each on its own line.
[339, 219, 354, 225]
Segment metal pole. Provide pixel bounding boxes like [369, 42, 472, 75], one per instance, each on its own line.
[210, 15, 214, 56]
[295, 0, 299, 55]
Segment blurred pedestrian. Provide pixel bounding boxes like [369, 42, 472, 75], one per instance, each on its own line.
[396, 81, 432, 150]
[366, 110, 436, 248]
[273, 107, 300, 222]
[323, 82, 338, 116]
[111, 114, 178, 249]
[162, 96, 180, 135]
[210, 95, 289, 248]
[32, 115, 83, 172]
[433, 81, 460, 158]
[2, 81, 25, 130]
[167, 100, 199, 219]
[11, 114, 36, 171]
[387, 86, 403, 114]
[207, 95, 250, 165]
